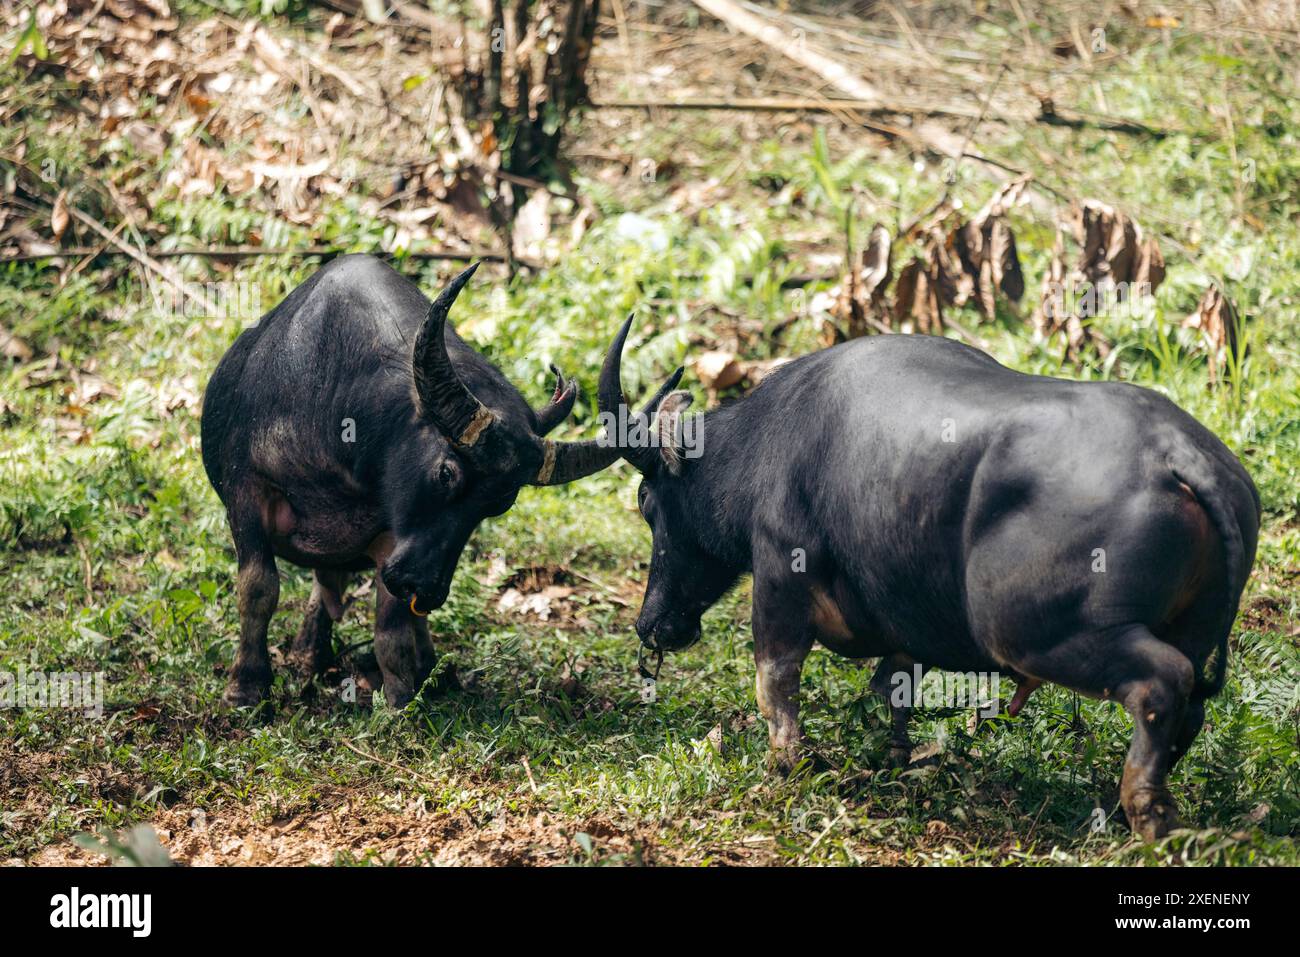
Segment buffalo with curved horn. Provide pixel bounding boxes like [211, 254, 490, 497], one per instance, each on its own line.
[597, 318, 1258, 841]
[202, 255, 630, 708]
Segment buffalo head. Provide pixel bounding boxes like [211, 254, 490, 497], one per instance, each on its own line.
[381, 264, 627, 614]
[596, 317, 740, 651]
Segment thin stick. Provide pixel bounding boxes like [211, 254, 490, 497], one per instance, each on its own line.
[941, 315, 992, 352]
[521, 755, 540, 795]
[688, 0, 967, 160]
[65, 218, 127, 282]
[4, 245, 533, 268]
[566, 569, 631, 607]
[609, 0, 636, 92]
[595, 95, 986, 121]
[802, 806, 848, 860]
[67, 206, 218, 316]
[338, 737, 442, 788]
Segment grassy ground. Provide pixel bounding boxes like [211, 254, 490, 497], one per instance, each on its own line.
[2, 3, 1298, 865]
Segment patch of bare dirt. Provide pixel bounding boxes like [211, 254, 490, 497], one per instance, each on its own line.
[21, 793, 780, 866]
[1239, 564, 1300, 635]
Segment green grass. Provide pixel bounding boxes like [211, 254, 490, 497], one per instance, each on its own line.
[2, 6, 1298, 865]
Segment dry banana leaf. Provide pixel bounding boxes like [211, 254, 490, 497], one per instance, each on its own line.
[1182, 285, 1241, 386]
[1073, 199, 1165, 296]
[892, 178, 1028, 330]
[1033, 229, 1112, 363]
[829, 224, 892, 341]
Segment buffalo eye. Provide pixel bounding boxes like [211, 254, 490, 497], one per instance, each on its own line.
[437, 459, 464, 497]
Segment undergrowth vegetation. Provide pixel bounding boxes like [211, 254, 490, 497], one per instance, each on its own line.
[1, 2, 1297, 864]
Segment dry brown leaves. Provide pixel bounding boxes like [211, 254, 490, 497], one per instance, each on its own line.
[891, 221, 966, 334]
[1033, 199, 1165, 362]
[25, 1, 180, 100]
[823, 178, 1029, 341]
[20, 794, 773, 866]
[1, 2, 522, 257]
[489, 562, 629, 629]
[1073, 198, 1166, 293]
[1033, 229, 1110, 362]
[1182, 284, 1241, 386]
[826, 223, 891, 343]
[706, 181, 1034, 400]
[1, 323, 35, 362]
[953, 179, 1028, 320]
[694, 350, 792, 395]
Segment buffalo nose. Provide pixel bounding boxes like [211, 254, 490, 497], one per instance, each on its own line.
[424, 581, 451, 609]
[383, 575, 443, 612]
[635, 618, 657, 648]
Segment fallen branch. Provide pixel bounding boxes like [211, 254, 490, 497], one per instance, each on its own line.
[686, 0, 1064, 215]
[1037, 103, 1174, 139]
[594, 97, 1174, 138]
[67, 207, 218, 316]
[337, 738, 442, 788]
[3, 245, 536, 269]
[688, 0, 970, 160]
[5, 244, 827, 289]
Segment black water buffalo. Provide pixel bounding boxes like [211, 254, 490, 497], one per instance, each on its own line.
[599, 320, 1259, 840]
[201, 256, 673, 708]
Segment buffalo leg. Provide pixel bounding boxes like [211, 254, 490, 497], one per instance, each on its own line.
[288, 568, 348, 677]
[1116, 637, 1194, 842]
[869, 653, 926, 767]
[1011, 624, 1194, 841]
[1169, 694, 1207, 770]
[223, 529, 280, 707]
[752, 586, 814, 774]
[373, 577, 437, 709]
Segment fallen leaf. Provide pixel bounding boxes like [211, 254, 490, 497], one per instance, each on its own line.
[1033, 227, 1112, 363]
[497, 584, 574, 621]
[705, 723, 723, 755]
[122, 120, 168, 157]
[737, 356, 792, 386]
[67, 370, 119, 406]
[154, 549, 183, 571]
[1, 324, 35, 362]
[695, 350, 743, 391]
[50, 190, 70, 243]
[890, 180, 1028, 333]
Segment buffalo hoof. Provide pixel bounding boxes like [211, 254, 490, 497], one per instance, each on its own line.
[767, 745, 803, 777]
[1125, 788, 1181, 841]
[287, 621, 336, 679]
[383, 684, 417, 710]
[885, 745, 912, 769]
[767, 743, 834, 776]
[286, 646, 333, 680]
[221, 672, 272, 710]
[382, 665, 459, 709]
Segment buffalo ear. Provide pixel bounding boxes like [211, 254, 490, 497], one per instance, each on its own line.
[654, 390, 694, 476]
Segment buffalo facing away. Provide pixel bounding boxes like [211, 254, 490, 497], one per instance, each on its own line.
[600, 321, 1259, 840]
[201, 256, 669, 708]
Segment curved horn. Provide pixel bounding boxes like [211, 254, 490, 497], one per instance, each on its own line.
[529, 365, 616, 485]
[412, 262, 496, 447]
[533, 364, 579, 436]
[530, 437, 621, 486]
[596, 314, 685, 474]
[597, 315, 637, 421]
[531, 317, 685, 486]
